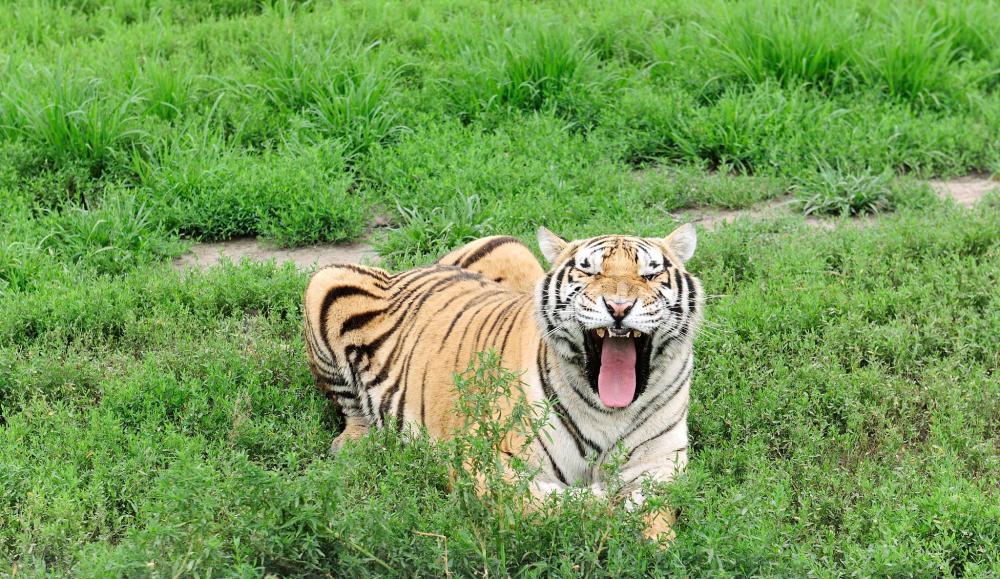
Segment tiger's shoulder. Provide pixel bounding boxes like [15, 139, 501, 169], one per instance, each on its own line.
[435, 236, 544, 293]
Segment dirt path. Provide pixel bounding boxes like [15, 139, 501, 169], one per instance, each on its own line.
[927, 176, 998, 207]
[680, 196, 798, 231]
[683, 176, 996, 231]
[173, 177, 995, 270]
[173, 238, 378, 271]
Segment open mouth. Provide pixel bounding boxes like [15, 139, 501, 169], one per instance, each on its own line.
[583, 328, 652, 408]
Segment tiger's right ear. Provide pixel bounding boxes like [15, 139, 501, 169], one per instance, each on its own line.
[537, 226, 568, 264]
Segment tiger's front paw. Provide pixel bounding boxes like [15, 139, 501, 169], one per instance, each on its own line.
[328, 418, 370, 456]
[642, 508, 677, 546]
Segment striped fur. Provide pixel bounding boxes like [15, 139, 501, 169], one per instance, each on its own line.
[304, 226, 703, 541]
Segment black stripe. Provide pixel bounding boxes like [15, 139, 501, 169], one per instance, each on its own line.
[341, 309, 386, 335]
[626, 404, 689, 463]
[476, 299, 521, 354]
[386, 268, 490, 317]
[316, 264, 389, 285]
[379, 280, 479, 373]
[404, 290, 505, 430]
[621, 356, 692, 442]
[326, 386, 357, 398]
[319, 286, 380, 340]
[538, 346, 599, 456]
[361, 324, 397, 360]
[673, 269, 684, 301]
[497, 298, 530, 355]
[420, 363, 430, 427]
[684, 272, 698, 313]
[305, 321, 339, 374]
[539, 274, 553, 325]
[386, 290, 488, 428]
[385, 268, 450, 310]
[449, 296, 503, 378]
[382, 284, 504, 378]
[315, 285, 381, 372]
[460, 236, 521, 268]
[380, 374, 402, 426]
[537, 436, 567, 484]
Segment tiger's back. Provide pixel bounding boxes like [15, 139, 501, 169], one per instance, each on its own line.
[303, 238, 544, 444]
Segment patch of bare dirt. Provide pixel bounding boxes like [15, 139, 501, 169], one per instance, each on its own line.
[680, 175, 995, 232]
[679, 196, 797, 231]
[928, 176, 998, 207]
[173, 238, 378, 271]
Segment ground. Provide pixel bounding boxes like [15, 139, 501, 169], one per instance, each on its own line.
[172, 176, 998, 270]
[1, 1, 999, 577]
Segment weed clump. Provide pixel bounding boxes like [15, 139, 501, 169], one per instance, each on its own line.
[795, 168, 896, 216]
[2, 68, 145, 176]
[709, 0, 859, 91]
[256, 39, 408, 159]
[449, 350, 550, 513]
[446, 350, 662, 575]
[445, 23, 607, 123]
[136, 138, 364, 245]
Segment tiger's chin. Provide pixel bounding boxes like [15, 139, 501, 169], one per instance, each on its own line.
[582, 328, 653, 408]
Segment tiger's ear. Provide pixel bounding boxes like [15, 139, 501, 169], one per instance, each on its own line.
[537, 226, 568, 264]
[664, 223, 697, 263]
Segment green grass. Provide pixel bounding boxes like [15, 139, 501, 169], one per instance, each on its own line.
[1, 0, 998, 576]
[707, 0, 859, 91]
[2, 66, 146, 176]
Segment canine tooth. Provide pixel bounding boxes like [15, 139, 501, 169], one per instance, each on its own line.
[633, 330, 642, 338]
[596, 328, 605, 338]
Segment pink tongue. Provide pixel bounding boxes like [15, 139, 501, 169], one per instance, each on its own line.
[597, 337, 637, 408]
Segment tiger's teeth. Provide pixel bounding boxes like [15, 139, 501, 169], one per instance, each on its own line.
[596, 328, 605, 338]
[633, 330, 642, 338]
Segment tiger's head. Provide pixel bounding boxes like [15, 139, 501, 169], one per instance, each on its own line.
[534, 224, 703, 409]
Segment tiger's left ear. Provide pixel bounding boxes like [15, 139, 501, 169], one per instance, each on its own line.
[537, 226, 568, 264]
[664, 223, 697, 263]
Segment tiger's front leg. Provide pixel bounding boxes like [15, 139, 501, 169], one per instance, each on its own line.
[603, 448, 688, 544]
[460, 435, 570, 507]
[590, 448, 687, 543]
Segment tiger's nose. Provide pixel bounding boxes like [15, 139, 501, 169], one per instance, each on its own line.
[603, 297, 635, 321]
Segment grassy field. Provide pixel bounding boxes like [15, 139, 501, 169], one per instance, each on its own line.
[1, 0, 998, 576]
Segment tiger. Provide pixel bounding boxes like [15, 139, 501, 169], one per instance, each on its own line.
[303, 224, 703, 541]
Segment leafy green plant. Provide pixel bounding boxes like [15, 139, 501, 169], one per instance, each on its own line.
[794, 167, 895, 216]
[256, 38, 407, 158]
[445, 22, 606, 122]
[137, 60, 199, 122]
[38, 188, 183, 274]
[449, 350, 550, 513]
[307, 71, 408, 159]
[928, 0, 998, 62]
[137, 129, 365, 244]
